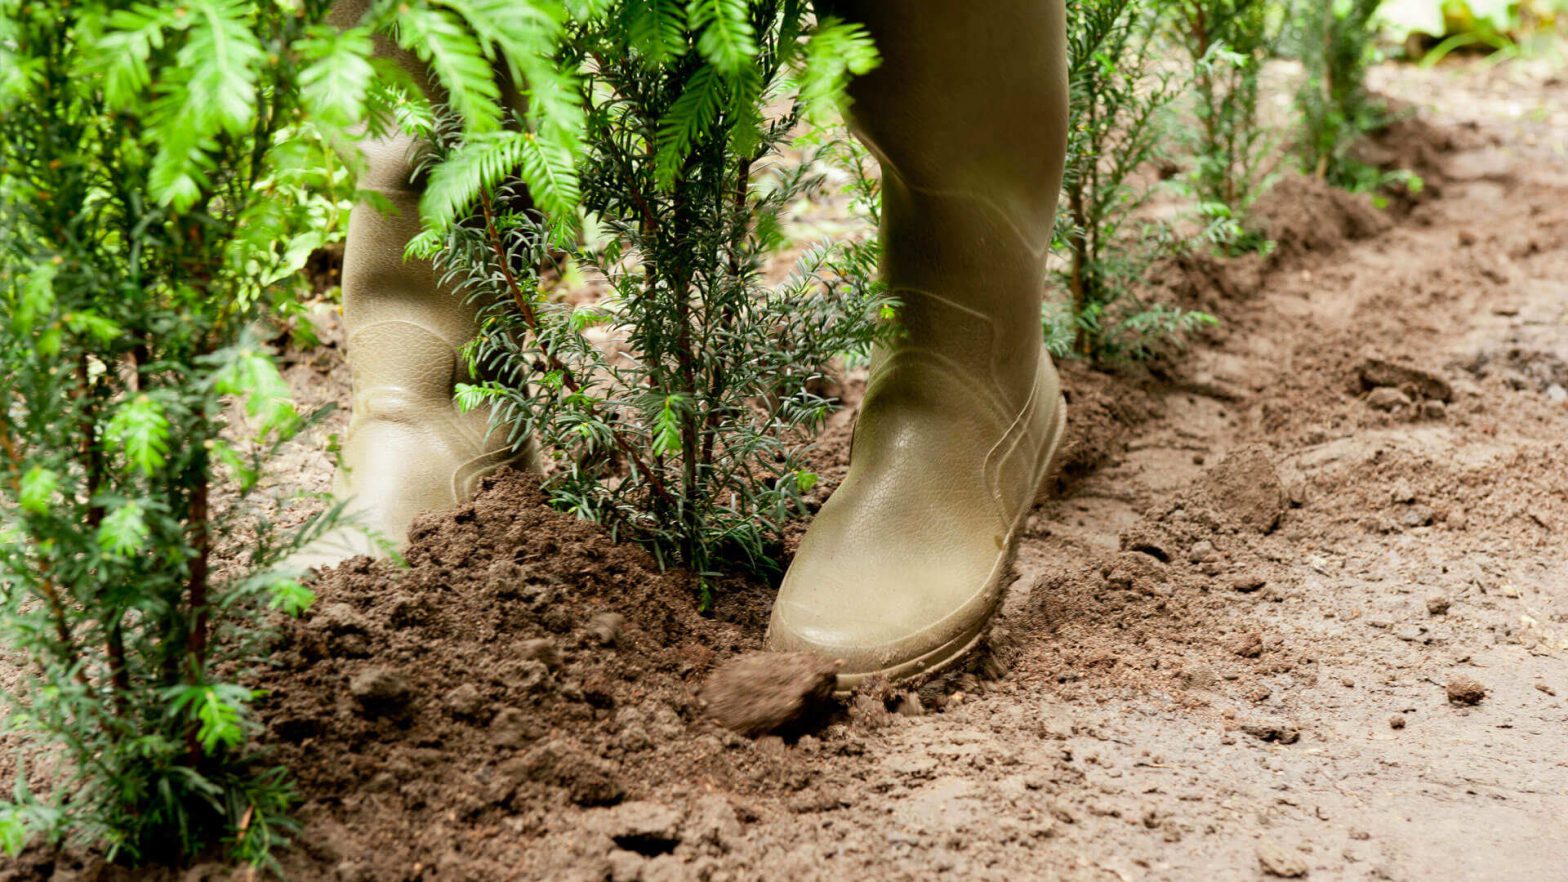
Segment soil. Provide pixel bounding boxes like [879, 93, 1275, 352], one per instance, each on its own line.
[6, 59, 1568, 882]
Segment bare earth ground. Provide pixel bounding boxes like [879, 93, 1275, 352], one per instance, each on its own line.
[6, 59, 1568, 882]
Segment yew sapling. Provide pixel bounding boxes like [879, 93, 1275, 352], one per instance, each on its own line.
[420, 1, 891, 605]
[0, 0, 603, 867]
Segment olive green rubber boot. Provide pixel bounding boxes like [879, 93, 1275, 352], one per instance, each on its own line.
[765, 0, 1069, 689]
[296, 2, 531, 569]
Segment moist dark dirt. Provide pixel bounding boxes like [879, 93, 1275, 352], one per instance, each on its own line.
[5, 60, 1568, 882]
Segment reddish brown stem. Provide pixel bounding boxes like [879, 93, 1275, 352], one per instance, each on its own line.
[477, 194, 677, 506]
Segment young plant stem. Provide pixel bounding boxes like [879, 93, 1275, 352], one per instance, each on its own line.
[478, 192, 677, 506]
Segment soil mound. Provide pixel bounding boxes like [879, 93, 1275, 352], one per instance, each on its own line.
[1247, 174, 1392, 260]
[256, 472, 767, 878]
[1353, 110, 1463, 189]
[1050, 360, 1159, 490]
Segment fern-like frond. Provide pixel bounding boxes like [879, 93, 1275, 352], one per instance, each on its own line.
[515, 132, 581, 223]
[93, 3, 173, 110]
[687, 0, 755, 72]
[421, 131, 531, 233]
[298, 24, 376, 128]
[395, 3, 504, 134]
[794, 17, 879, 125]
[624, 0, 686, 63]
[180, 0, 264, 136]
[439, 0, 563, 60]
[654, 63, 723, 188]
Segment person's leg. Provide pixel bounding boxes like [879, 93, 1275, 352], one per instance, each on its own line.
[766, 1, 1069, 688]
[296, 3, 530, 568]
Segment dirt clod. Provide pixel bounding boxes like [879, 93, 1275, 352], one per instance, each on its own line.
[349, 667, 411, 716]
[1446, 676, 1488, 706]
[1426, 596, 1452, 616]
[443, 683, 485, 720]
[1231, 632, 1265, 658]
[1389, 714, 1407, 730]
[523, 739, 625, 807]
[519, 637, 561, 669]
[489, 705, 540, 748]
[312, 602, 373, 658]
[703, 652, 839, 737]
[1367, 386, 1414, 412]
[1248, 174, 1391, 258]
[1240, 720, 1301, 744]
[1358, 356, 1454, 403]
[1258, 840, 1310, 878]
[1200, 446, 1287, 534]
[589, 801, 683, 855]
[587, 612, 627, 647]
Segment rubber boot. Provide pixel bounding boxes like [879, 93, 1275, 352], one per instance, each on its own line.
[765, 0, 1069, 689]
[295, 4, 531, 569]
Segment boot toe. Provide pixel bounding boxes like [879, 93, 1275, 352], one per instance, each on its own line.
[766, 567, 1003, 689]
[764, 466, 1012, 689]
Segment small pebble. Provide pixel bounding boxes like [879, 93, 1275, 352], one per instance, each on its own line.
[519, 637, 561, 669]
[1426, 596, 1451, 616]
[1390, 479, 1416, 504]
[1389, 714, 1406, 730]
[1240, 720, 1300, 744]
[1232, 575, 1267, 594]
[1400, 505, 1435, 528]
[1367, 387, 1412, 412]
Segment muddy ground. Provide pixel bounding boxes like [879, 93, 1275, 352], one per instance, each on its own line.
[7, 59, 1568, 882]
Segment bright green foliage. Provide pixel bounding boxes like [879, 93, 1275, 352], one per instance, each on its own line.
[1381, 0, 1567, 60]
[1169, 0, 1278, 253]
[0, 0, 633, 865]
[1053, 0, 1216, 362]
[395, 0, 595, 241]
[1290, 0, 1390, 188]
[428, 2, 889, 604]
[0, 0, 366, 867]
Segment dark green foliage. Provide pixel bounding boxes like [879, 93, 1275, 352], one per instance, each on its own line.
[1170, 0, 1278, 253]
[0, 0, 594, 867]
[1053, 0, 1216, 362]
[424, 2, 889, 604]
[1291, 0, 1390, 188]
[0, 0, 365, 866]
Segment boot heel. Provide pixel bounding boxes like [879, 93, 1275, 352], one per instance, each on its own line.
[1034, 395, 1068, 505]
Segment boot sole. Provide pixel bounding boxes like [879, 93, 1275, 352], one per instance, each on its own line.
[833, 395, 1068, 696]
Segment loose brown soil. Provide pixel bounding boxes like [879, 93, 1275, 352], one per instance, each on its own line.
[6, 59, 1568, 882]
